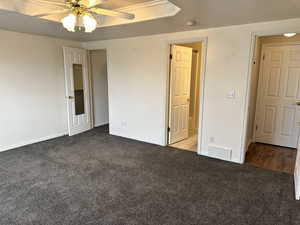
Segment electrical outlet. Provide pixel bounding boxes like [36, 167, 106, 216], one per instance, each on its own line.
[121, 121, 127, 127]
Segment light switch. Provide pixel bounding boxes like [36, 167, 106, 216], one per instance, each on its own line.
[227, 90, 236, 99]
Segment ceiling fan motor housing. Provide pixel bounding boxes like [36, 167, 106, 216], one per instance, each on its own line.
[67, 0, 88, 16]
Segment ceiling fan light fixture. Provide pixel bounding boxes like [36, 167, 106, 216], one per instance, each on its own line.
[284, 33, 297, 37]
[62, 13, 76, 32]
[32, 0, 135, 33]
[82, 14, 97, 33]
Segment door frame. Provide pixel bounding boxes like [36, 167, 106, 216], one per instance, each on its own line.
[253, 42, 300, 145]
[63, 46, 93, 136]
[87, 50, 94, 128]
[164, 37, 208, 155]
[168, 45, 193, 144]
[87, 49, 110, 128]
[241, 29, 300, 163]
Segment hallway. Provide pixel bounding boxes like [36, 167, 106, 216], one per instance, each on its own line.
[170, 135, 198, 152]
[245, 143, 297, 174]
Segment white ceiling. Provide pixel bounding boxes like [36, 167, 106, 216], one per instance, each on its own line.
[0, 0, 300, 41]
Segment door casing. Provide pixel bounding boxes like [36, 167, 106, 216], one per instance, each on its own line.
[242, 33, 300, 164]
[253, 43, 300, 148]
[164, 37, 208, 155]
[63, 47, 92, 136]
[168, 45, 193, 144]
[295, 137, 300, 200]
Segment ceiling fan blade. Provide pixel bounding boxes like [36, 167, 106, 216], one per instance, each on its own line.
[87, 3, 104, 9]
[81, 0, 107, 8]
[32, 9, 70, 17]
[90, 7, 135, 20]
[25, 0, 67, 7]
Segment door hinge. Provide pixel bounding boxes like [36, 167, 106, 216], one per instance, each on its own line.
[168, 127, 171, 132]
[256, 125, 258, 131]
[170, 54, 173, 60]
[263, 54, 265, 60]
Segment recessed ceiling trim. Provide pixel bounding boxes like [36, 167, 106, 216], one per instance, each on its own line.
[96, 0, 181, 28]
[117, 0, 176, 12]
[0, 0, 180, 29]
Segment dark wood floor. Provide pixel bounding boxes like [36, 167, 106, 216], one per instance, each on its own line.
[245, 143, 297, 174]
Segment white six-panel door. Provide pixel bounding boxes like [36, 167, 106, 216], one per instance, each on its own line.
[255, 45, 300, 148]
[168, 45, 193, 144]
[63, 47, 92, 136]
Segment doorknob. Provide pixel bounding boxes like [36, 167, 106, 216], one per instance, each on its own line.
[67, 96, 75, 99]
[296, 102, 300, 106]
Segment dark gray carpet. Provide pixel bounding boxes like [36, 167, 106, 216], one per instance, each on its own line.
[0, 126, 299, 225]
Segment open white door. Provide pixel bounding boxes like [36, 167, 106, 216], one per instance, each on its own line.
[255, 45, 300, 148]
[295, 133, 300, 200]
[63, 47, 92, 136]
[168, 45, 193, 144]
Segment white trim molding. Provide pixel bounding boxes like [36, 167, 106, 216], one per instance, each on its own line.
[97, 0, 181, 28]
[94, 122, 109, 127]
[117, 0, 177, 12]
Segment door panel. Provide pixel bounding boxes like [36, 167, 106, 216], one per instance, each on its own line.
[262, 105, 277, 134]
[285, 68, 300, 98]
[281, 106, 296, 136]
[255, 45, 300, 148]
[267, 67, 281, 97]
[169, 45, 193, 144]
[63, 47, 91, 136]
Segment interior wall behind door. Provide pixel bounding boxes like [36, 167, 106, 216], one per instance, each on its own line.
[90, 50, 109, 127]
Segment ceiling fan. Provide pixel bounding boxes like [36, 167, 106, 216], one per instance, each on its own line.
[25, 0, 135, 32]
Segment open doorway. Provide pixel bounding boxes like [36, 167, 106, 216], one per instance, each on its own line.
[89, 49, 109, 131]
[244, 34, 300, 174]
[167, 42, 203, 152]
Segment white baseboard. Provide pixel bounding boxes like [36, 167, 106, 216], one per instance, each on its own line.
[109, 130, 163, 146]
[199, 151, 242, 164]
[0, 132, 67, 153]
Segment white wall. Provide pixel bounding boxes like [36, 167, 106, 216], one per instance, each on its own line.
[0, 30, 80, 151]
[83, 18, 300, 163]
[90, 50, 109, 127]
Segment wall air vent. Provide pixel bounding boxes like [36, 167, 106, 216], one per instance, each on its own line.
[207, 145, 232, 160]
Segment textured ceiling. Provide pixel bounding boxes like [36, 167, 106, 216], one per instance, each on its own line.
[0, 0, 300, 41]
